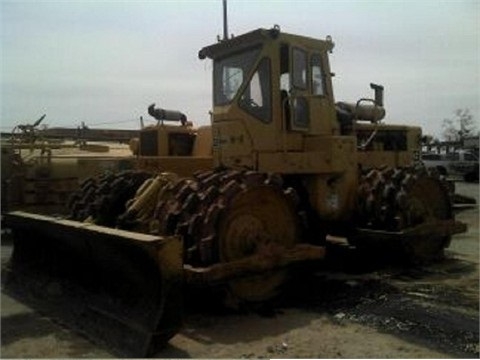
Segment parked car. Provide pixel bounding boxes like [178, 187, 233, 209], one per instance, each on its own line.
[422, 150, 479, 182]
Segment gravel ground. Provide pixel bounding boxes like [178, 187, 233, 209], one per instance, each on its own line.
[1, 182, 478, 358]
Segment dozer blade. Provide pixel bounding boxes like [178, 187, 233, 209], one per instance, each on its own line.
[2, 211, 183, 358]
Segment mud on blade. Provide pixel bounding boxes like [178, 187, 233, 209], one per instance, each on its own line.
[3, 211, 183, 358]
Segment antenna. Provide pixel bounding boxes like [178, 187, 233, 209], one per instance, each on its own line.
[223, 0, 228, 40]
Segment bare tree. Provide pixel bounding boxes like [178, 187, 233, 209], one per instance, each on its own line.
[442, 109, 477, 142]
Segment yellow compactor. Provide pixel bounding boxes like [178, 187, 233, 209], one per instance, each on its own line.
[4, 27, 467, 357]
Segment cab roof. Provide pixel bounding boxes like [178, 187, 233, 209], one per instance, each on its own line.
[198, 26, 334, 60]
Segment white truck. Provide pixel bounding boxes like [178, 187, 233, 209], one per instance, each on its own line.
[422, 150, 479, 182]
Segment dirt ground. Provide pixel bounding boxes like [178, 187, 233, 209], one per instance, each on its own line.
[1, 182, 478, 358]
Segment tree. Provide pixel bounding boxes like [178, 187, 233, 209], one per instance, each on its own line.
[442, 109, 477, 142]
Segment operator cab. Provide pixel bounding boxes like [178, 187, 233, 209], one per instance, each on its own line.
[199, 27, 336, 134]
[199, 26, 394, 172]
[199, 26, 339, 169]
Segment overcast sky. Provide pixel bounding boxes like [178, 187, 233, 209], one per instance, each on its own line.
[1, 0, 478, 138]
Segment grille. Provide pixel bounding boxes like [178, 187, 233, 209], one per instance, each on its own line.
[140, 130, 158, 156]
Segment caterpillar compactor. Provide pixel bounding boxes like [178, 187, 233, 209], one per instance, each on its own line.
[4, 27, 466, 357]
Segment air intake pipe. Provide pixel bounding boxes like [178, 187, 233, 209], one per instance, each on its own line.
[370, 83, 384, 107]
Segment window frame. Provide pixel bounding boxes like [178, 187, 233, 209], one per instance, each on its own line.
[213, 47, 262, 106]
[310, 52, 326, 97]
[239, 57, 272, 124]
[292, 47, 308, 90]
[289, 96, 310, 131]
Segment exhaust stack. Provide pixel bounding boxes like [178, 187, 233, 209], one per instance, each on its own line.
[223, 0, 228, 40]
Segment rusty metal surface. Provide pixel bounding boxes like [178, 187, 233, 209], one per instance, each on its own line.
[184, 243, 325, 285]
[4, 211, 169, 244]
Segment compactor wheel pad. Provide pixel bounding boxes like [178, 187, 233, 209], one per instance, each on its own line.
[154, 170, 301, 304]
[217, 185, 299, 302]
[355, 166, 453, 261]
[67, 170, 152, 226]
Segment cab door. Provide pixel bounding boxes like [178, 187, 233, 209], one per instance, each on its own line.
[289, 46, 310, 132]
[308, 51, 337, 135]
[288, 47, 336, 135]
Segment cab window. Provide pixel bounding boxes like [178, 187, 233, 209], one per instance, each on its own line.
[445, 153, 460, 161]
[292, 97, 309, 130]
[239, 58, 272, 123]
[292, 48, 307, 89]
[464, 152, 478, 161]
[213, 48, 261, 105]
[311, 53, 325, 96]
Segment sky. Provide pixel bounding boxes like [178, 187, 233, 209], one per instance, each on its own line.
[1, 0, 479, 138]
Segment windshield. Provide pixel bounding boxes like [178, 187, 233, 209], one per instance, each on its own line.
[213, 48, 261, 106]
